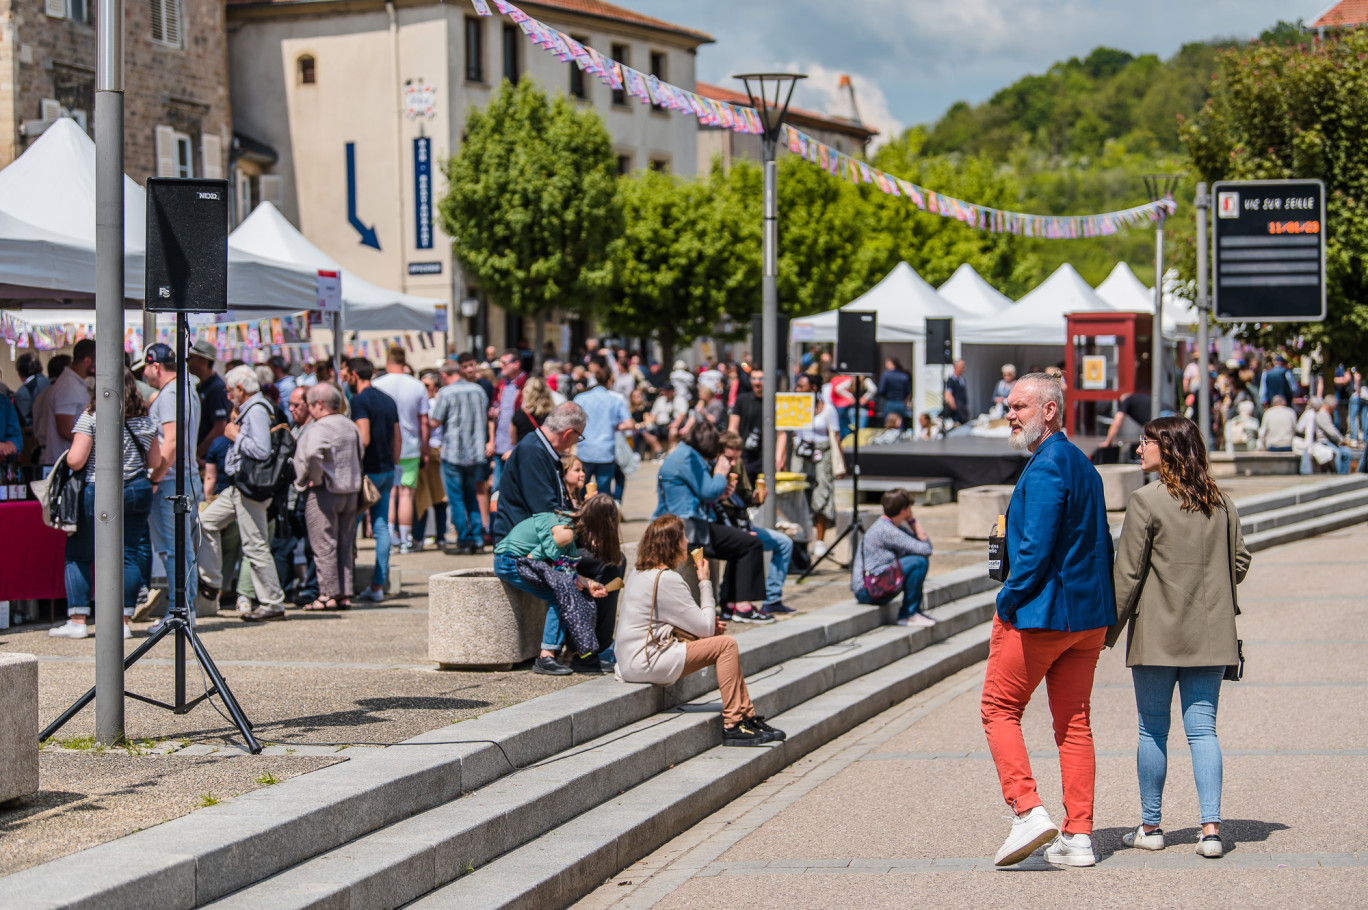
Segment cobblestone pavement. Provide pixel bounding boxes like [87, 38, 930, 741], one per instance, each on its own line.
[577, 525, 1368, 910]
[0, 462, 1330, 876]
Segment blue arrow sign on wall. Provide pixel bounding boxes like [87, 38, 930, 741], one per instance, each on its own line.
[345, 142, 380, 250]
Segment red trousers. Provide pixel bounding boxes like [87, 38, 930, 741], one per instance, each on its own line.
[981, 615, 1106, 835]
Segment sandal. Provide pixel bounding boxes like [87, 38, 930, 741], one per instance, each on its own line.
[329, 599, 350, 611]
[302, 598, 331, 612]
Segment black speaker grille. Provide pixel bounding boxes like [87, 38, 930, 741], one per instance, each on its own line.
[145, 178, 229, 313]
[836, 310, 877, 374]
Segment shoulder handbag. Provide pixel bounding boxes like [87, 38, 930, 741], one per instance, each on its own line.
[234, 402, 297, 502]
[860, 521, 905, 602]
[641, 569, 700, 669]
[1222, 500, 1244, 682]
[355, 436, 383, 511]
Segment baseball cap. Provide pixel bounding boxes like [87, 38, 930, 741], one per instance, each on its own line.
[141, 343, 175, 368]
[188, 339, 218, 362]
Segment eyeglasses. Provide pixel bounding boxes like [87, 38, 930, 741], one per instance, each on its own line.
[1137, 437, 1156, 452]
[574, 430, 586, 444]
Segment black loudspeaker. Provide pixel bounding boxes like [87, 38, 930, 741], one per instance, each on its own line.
[750, 313, 789, 372]
[926, 317, 954, 365]
[145, 178, 229, 313]
[836, 310, 877, 374]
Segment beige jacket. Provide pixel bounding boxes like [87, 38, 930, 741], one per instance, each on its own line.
[614, 567, 716, 686]
[292, 413, 363, 496]
[1107, 482, 1251, 667]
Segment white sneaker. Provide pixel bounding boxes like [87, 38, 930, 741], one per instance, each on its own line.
[122, 623, 132, 640]
[895, 613, 936, 628]
[1196, 834, 1224, 858]
[1044, 832, 1096, 867]
[812, 540, 827, 558]
[1121, 825, 1165, 851]
[994, 806, 1059, 866]
[235, 595, 253, 614]
[49, 620, 89, 639]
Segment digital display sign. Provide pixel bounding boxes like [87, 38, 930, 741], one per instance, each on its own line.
[1212, 179, 1325, 323]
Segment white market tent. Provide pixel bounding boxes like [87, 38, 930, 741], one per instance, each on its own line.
[959, 263, 1113, 346]
[1095, 262, 1198, 337]
[793, 261, 968, 344]
[229, 202, 442, 331]
[936, 263, 1014, 319]
[0, 118, 317, 310]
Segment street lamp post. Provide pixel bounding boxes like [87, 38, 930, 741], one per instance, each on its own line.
[736, 72, 805, 532]
[1143, 174, 1179, 422]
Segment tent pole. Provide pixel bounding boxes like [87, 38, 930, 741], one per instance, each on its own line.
[94, 0, 126, 746]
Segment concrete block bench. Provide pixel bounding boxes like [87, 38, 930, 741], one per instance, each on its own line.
[957, 485, 1014, 540]
[427, 569, 547, 670]
[0, 652, 39, 805]
[354, 566, 403, 598]
[1210, 451, 1302, 477]
[1097, 464, 1145, 511]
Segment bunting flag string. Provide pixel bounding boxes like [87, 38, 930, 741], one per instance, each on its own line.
[476, 0, 1177, 239]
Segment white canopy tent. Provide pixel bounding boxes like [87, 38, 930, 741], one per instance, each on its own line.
[1095, 262, 1198, 337]
[959, 263, 1114, 346]
[228, 202, 442, 331]
[0, 118, 317, 310]
[936, 263, 1014, 319]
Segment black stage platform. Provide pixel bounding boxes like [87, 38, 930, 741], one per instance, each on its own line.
[844, 435, 1110, 494]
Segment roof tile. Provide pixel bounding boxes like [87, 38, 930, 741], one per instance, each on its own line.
[1310, 0, 1368, 28]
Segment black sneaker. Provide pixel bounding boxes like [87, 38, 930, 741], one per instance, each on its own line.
[569, 652, 603, 674]
[749, 714, 786, 741]
[731, 607, 776, 624]
[764, 601, 796, 614]
[720, 607, 734, 621]
[722, 721, 775, 746]
[533, 655, 572, 676]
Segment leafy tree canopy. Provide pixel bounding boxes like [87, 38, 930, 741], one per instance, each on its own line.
[438, 78, 621, 327]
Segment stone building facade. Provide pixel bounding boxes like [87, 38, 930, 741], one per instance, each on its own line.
[0, 0, 230, 183]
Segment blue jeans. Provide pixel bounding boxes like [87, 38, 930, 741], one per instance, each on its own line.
[1334, 444, 1357, 474]
[491, 455, 507, 493]
[1348, 396, 1366, 442]
[65, 476, 154, 617]
[582, 461, 617, 500]
[441, 461, 485, 547]
[753, 525, 793, 606]
[149, 474, 202, 614]
[1132, 665, 1225, 826]
[493, 552, 561, 650]
[359, 469, 394, 588]
[853, 554, 930, 618]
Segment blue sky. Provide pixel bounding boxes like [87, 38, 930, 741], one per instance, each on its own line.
[633, 0, 1332, 145]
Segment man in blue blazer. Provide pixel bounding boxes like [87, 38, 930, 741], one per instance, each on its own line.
[983, 373, 1115, 869]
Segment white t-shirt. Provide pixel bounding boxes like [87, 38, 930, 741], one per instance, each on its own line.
[373, 371, 430, 460]
[38, 367, 92, 465]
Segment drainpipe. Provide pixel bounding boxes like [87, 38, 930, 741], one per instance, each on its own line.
[388, 1, 406, 292]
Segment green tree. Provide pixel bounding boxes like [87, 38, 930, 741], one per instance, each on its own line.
[1182, 29, 1368, 374]
[602, 167, 760, 365]
[438, 79, 621, 359]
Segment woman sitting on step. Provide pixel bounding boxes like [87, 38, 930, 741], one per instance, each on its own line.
[615, 515, 785, 747]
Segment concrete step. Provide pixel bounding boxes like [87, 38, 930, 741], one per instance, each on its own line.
[1245, 503, 1368, 552]
[409, 623, 994, 910]
[1240, 487, 1368, 536]
[198, 591, 999, 910]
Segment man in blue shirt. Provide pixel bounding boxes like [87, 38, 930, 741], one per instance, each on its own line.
[982, 373, 1115, 869]
[574, 357, 634, 502]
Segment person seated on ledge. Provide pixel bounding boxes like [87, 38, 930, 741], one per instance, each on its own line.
[615, 515, 785, 746]
[850, 488, 935, 628]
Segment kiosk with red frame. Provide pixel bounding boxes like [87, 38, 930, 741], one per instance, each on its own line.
[1064, 311, 1154, 437]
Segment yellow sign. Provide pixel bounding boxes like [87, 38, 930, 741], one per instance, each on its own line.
[775, 393, 815, 430]
[1082, 355, 1108, 390]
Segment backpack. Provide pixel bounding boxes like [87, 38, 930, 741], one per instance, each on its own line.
[233, 401, 297, 502]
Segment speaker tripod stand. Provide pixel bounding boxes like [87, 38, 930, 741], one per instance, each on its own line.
[799, 388, 867, 580]
[42, 314, 261, 753]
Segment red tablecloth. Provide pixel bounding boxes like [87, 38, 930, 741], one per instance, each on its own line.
[0, 501, 67, 599]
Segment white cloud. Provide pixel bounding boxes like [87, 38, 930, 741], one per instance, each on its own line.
[788, 64, 904, 151]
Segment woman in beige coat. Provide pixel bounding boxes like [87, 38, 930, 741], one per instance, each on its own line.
[1108, 416, 1251, 859]
[615, 515, 784, 746]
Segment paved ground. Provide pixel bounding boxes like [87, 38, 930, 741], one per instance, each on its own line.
[576, 525, 1368, 910]
[0, 462, 1328, 877]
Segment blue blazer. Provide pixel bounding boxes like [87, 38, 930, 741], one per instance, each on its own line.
[996, 432, 1116, 632]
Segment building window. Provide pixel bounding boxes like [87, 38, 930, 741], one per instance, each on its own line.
[298, 55, 316, 86]
[150, 0, 183, 48]
[502, 24, 520, 85]
[649, 51, 667, 112]
[465, 17, 485, 83]
[611, 43, 630, 106]
[568, 35, 588, 100]
[616, 153, 633, 175]
[45, 0, 90, 24]
[157, 125, 194, 178]
[649, 157, 669, 174]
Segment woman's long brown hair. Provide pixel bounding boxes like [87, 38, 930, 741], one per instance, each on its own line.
[573, 493, 623, 566]
[1143, 416, 1223, 516]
